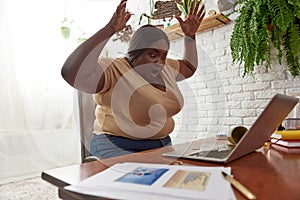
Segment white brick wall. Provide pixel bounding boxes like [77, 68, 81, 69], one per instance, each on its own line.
[105, 2, 300, 144]
[172, 22, 300, 144]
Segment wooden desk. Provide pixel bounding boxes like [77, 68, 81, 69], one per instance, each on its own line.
[42, 139, 300, 200]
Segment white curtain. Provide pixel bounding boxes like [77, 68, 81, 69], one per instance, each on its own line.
[0, 0, 76, 131]
[0, 0, 82, 184]
[0, 0, 143, 184]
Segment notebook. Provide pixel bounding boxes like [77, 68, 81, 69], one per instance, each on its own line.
[163, 94, 299, 163]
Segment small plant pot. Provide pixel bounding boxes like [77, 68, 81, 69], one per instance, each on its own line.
[61, 26, 71, 39]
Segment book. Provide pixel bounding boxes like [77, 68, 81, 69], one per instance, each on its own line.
[271, 130, 300, 140]
[270, 138, 300, 148]
[271, 143, 300, 154]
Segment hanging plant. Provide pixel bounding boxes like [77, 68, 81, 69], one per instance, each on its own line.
[230, 0, 300, 76]
[76, 36, 87, 44]
[75, 27, 87, 44]
[61, 17, 73, 39]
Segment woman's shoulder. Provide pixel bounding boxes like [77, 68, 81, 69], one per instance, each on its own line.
[114, 57, 130, 66]
[98, 57, 130, 70]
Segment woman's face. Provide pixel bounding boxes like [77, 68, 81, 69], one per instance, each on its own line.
[133, 39, 169, 83]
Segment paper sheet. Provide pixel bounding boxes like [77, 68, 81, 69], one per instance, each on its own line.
[65, 162, 236, 200]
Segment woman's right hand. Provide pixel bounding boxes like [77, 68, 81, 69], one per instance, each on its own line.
[108, 0, 132, 32]
[61, 0, 132, 94]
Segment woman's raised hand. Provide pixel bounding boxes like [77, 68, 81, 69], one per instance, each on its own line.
[175, 0, 206, 38]
[108, 0, 132, 32]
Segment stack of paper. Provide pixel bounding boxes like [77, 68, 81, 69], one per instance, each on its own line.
[65, 162, 236, 200]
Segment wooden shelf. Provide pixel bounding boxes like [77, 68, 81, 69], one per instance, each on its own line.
[163, 13, 231, 41]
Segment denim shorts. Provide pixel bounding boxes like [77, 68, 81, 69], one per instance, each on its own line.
[90, 133, 172, 159]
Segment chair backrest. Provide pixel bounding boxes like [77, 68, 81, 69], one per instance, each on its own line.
[77, 90, 96, 163]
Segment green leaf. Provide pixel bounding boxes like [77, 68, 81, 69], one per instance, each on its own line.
[139, 13, 152, 25]
[177, 4, 187, 16]
[283, 32, 300, 76]
[287, 19, 300, 59]
[177, 0, 199, 16]
[183, 0, 191, 13]
[288, 0, 300, 7]
[268, 0, 293, 32]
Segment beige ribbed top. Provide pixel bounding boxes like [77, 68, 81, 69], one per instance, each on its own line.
[93, 58, 184, 140]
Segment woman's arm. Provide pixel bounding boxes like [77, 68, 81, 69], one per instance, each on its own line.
[175, 0, 205, 81]
[61, 0, 131, 94]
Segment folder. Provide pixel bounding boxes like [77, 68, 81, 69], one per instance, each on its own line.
[272, 130, 300, 140]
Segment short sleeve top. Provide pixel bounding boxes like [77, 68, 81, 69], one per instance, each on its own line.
[93, 57, 184, 139]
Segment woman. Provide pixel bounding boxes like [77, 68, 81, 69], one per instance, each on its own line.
[61, 0, 205, 159]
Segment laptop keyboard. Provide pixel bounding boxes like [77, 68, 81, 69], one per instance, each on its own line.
[188, 146, 234, 159]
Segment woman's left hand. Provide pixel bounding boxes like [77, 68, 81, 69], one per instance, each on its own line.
[175, 0, 206, 38]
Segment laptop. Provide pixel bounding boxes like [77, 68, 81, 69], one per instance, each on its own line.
[163, 94, 299, 163]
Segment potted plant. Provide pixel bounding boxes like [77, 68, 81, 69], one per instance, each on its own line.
[176, 0, 198, 17]
[61, 17, 73, 39]
[230, 0, 300, 76]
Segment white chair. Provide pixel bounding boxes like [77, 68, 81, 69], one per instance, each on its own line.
[76, 90, 100, 163]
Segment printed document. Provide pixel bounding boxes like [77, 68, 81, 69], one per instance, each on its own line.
[65, 162, 236, 200]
